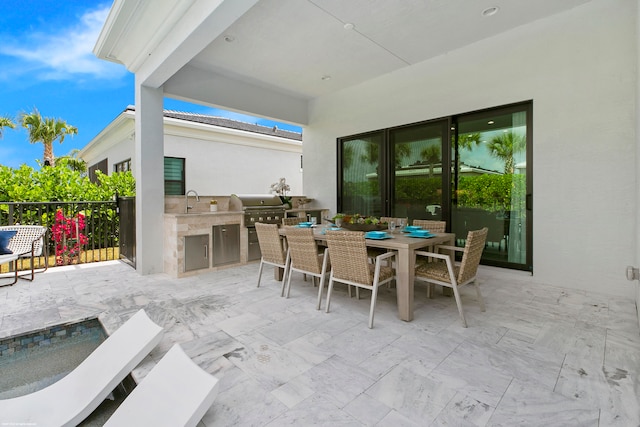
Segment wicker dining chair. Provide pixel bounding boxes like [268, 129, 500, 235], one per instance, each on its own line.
[414, 227, 488, 327]
[0, 225, 48, 281]
[411, 220, 448, 265]
[412, 220, 446, 233]
[324, 230, 396, 328]
[283, 227, 330, 309]
[255, 222, 290, 296]
[368, 217, 406, 262]
[282, 217, 305, 226]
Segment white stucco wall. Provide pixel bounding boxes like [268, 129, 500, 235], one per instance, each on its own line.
[164, 128, 303, 195]
[81, 116, 303, 196]
[305, 0, 637, 297]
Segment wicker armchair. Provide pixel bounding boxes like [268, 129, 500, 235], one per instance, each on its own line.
[324, 230, 396, 328]
[282, 217, 305, 226]
[412, 220, 446, 233]
[368, 217, 406, 261]
[283, 227, 330, 309]
[255, 222, 290, 295]
[414, 227, 488, 327]
[0, 225, 48, 282]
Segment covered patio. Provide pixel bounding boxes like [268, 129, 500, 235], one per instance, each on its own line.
[94, 0, 640, 312]
[73, 0, 640, 424]
[0, 260, 638, 425]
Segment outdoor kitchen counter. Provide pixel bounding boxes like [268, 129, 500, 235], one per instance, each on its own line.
[163, 211, 245, 278]
[167, 211, 244, 217]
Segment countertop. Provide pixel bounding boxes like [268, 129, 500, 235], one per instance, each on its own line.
[285, 207, 328, 212]
[165, 211, 243, 217]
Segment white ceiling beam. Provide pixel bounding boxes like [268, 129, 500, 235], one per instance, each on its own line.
[136, 0, 259, 88]
[164, 64, 309, 125]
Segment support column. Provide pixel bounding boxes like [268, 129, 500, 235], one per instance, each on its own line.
[636, 0, 640, 327]
[134, 77, 165, 274]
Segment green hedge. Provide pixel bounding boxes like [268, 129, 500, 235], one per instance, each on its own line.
[343, 173, 525, 214]
[0, 164, 135, 202]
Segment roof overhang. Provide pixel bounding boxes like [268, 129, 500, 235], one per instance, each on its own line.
[94, 0, 593, 126]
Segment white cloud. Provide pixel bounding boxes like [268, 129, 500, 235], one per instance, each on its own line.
[1, 5, 127, 81]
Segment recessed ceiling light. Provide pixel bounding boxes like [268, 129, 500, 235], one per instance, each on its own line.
[481, 6, 499, 17]
[321, 75, 332, 81]
[344, 23, 355, 30]
[487, 120, 495, 125]
[223, 35, 235, 43]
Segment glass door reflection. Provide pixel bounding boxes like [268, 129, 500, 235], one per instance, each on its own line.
[453, 104, 531, 270]
[390, 121, 448, 223]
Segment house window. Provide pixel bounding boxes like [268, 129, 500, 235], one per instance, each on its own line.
[164, 157, 185, 195]
[88, 158, 108, 183]
[114, 159, 131, 173]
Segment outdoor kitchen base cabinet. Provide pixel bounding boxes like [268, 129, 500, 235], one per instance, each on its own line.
[184, 234, 209, 272]
[212, 224, 240, 266]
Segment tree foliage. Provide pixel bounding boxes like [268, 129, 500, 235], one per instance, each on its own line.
[0, 164, 135, 202]
[0, 116, 16, 138]
[20, 109, 78, 167]
[487, 131, 526, 174]
[457, 173, 526, 212]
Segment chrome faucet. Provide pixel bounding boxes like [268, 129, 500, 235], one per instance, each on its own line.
[185, 189, 200, 213]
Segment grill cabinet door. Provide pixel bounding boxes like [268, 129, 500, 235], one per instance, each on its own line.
[184, 234, 209, 272]
[212, 225, 240, 266]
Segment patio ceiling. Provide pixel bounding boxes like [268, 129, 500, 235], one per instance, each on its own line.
[96, 0, 592, 124]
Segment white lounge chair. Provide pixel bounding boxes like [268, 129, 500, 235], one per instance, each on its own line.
[104, 343, 219, 427]
[0, 254, 19, 286]
[0, 309, 164, 427]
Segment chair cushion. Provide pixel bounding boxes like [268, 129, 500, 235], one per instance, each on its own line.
[369, 264, 395, 282]
[415, 261, 459, 284]
[0, 230, 17, 255]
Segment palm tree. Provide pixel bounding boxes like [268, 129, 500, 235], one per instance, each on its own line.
[360, 141, 379, 164]
[458, 132, 481, 152]
[455, 131, 481, 166]
[0, 116, 16, 138]
[57, 148, 87, 174]
[20, 109, 78, 167]
[394, 143, 411, 169]
[487, 131, 526, 173]
[419, 145, 441, 177]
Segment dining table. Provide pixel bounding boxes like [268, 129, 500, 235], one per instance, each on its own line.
[279, 226, 455, 322]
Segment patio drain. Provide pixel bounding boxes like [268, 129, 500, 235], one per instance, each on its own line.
[257, 344, 270, 364]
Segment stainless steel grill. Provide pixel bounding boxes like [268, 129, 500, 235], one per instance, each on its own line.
[229, 194, 286, 228]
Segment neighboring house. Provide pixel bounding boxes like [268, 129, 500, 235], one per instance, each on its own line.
[94, 0, 638, 312]
[79, 106, 303, 196]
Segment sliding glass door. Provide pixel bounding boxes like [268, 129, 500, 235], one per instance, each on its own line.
[338, 132, 384, 217]
[390, 121, 449, 221]
[452, 103, 532, 270]
[337, 101, 532, 271]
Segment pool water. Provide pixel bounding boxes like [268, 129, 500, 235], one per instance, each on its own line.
[0, 318, 137, 425]
[0, 319, 106, 399]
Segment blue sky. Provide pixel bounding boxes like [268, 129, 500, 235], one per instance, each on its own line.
[0, 1, 301, 169]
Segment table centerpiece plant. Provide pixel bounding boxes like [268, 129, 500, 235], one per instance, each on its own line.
[331, 213, 387, 231]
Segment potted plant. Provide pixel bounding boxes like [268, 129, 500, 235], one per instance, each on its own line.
[332, 214, 387, 231]
[270, 177, 292, 208]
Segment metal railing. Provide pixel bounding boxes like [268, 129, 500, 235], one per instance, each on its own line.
[0, 201, 119, 271]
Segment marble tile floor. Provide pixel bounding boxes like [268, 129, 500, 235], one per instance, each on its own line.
[0, 260, 639, 426]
